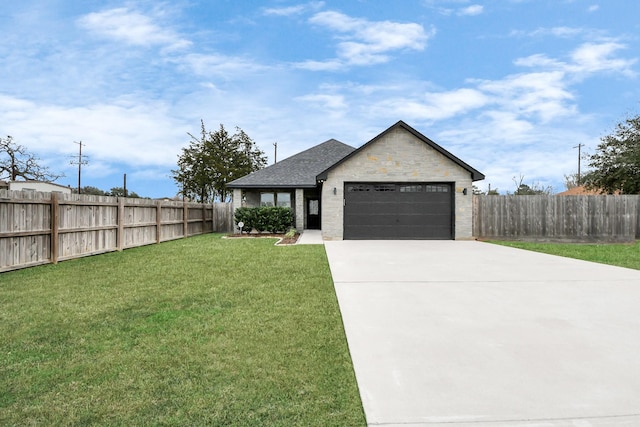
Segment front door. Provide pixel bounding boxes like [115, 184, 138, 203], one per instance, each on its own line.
[306, 199, 321, 229]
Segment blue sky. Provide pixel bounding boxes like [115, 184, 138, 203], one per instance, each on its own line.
[1, 0, 638, 197]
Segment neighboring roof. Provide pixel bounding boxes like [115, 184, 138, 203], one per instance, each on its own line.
[556, 185, 616, 195]
[227, 139, 356, 189]
[9, 180, 71, 190]
[317, 120, 485, 182]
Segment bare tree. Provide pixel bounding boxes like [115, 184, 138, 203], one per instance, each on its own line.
[0, 136, 63, 182]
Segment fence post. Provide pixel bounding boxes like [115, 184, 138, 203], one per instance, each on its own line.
[156, 200, 162, 243]
[117, 197, 125, 251]
[183, 202, 188, 238]
[51, 192, 59, 264]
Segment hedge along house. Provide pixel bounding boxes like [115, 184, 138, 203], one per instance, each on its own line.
[227, 121, 484, 240]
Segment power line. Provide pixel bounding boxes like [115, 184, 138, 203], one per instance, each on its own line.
[70, 141, 88, 194]
[573, 143, 584, 185]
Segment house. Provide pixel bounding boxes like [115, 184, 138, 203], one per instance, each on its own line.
[227, 121, 484, 240]
[7, 180, 72, 194]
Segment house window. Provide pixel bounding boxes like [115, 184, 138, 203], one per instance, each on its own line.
[347, 185, 370, 192]
[399, 185, 422, 192]
[374, 184, 395, 192]
[260, 192, 291, 207]
[276, 192, 291, 207]
[260, 193, 275, 206]
[425, 184, 449, 193]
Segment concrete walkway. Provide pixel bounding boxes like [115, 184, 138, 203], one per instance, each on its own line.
[296, 229, 323, 244]
[324, 240, 640, 427]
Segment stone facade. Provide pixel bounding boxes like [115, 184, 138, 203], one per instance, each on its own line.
[321, 127, 474, 240]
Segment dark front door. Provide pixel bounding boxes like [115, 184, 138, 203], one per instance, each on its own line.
[343, 183, 453, 240]
[306, 198, 321, 229]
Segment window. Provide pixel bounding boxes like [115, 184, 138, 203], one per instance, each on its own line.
[374, 184, 395, 192]
[347, 185, 370, 192]
[425, 184, 449, 193]
[260, 192, 275, 206]
[260, 192, 291, 207]
[399, 185, 422, 192]
[276, 192, 291, 207]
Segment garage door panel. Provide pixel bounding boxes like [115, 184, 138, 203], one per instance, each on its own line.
[344, 182, 453, 240]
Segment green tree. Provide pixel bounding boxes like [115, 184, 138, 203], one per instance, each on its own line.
[584, 115, 640, 194]
[1, 135, 63, 182]
[511, 175, 552, 195]
[172, 122, 267, 203]
[75, 186, 106, 196]
[108, 187, 140, 198]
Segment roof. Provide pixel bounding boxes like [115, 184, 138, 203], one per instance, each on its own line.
[556, 185, 616, 195]
[316, 120, 485, 182]
[9, 180, 71, 190]
[227, 139, 356, 189]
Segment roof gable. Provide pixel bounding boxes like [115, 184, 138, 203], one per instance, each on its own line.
[227, 139, 356, 188]
[317, 121, 485, 182]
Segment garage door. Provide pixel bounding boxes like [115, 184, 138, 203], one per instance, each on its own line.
[344, 183, 453, 240]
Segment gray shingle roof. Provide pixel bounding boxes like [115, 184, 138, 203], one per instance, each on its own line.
[227, 139, 356, 188]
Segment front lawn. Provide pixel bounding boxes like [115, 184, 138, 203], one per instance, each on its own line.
[0, 235, 365, 426]
[490, 240, 640, 270]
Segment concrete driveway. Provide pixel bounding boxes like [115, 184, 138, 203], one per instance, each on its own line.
[324, 240, 640, 427]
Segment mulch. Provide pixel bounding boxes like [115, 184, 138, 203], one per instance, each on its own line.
[225, 233, 300, 245]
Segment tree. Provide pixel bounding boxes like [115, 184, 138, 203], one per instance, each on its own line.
[473, 184, 500, 195]
[75, 186, 107, 196]
[172, 122, 267, 203]
[511, 174, 552, 195]
[584, 115, 640, 194]
[0, 135, 63, 182]
[563, 173, 580, 191]
[108, 187, 140, 198]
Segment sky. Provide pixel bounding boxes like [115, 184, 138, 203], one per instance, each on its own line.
[1, 0, 639, 198]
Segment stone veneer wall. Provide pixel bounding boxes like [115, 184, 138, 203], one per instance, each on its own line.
[321, 128, 473, 240]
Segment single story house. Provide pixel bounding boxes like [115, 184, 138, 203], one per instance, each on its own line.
[6, 180, 72, 194]
[227, 121, 484, 240]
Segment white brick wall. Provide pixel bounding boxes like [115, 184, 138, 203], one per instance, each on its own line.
[321, 127, 474, 240]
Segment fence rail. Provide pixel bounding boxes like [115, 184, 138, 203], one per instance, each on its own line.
[473, 195, 640, 242]
[0, 190, 233, 272]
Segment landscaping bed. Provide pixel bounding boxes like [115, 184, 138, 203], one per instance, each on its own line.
[224, 232, 300, 245]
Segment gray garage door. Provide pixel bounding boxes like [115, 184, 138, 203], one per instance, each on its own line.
[344, 183, 453, 240]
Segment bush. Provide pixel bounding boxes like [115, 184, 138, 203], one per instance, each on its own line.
[235, 207, 293, 233]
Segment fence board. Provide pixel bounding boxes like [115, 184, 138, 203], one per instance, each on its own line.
[473, 195, 639, 242]
[0, 189, 233, 272]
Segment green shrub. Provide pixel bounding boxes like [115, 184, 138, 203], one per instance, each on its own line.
[234, 207, 293, 233]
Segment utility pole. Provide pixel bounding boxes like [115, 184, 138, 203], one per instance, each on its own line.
[573, 143, 584, 185]
[273, 142, 278, 164]
[70, 141, 88, 194]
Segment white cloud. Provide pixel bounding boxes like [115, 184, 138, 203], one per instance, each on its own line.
[516, 41, 637, 78]
[569, 42, 637, 76]
[0, 94, 188, 169]
[370, 88, 489, 121]
[307, 11, 433, 67]
[177, 53, 271, 77]
[294, 59, 344, 71]
[296, 93, 347, 110]
[458, 5, 484, 16]
[587, 5, 600, 13]
[263, 1, 325, 16]
[77, 7, 190, 51]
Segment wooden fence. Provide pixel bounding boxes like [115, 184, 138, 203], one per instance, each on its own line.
[473, 195, 640, 242]
[0, 190, 234, 272]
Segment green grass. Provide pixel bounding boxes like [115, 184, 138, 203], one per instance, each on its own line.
[490, 240, 640, 270]
[0, 235, 366, 426]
